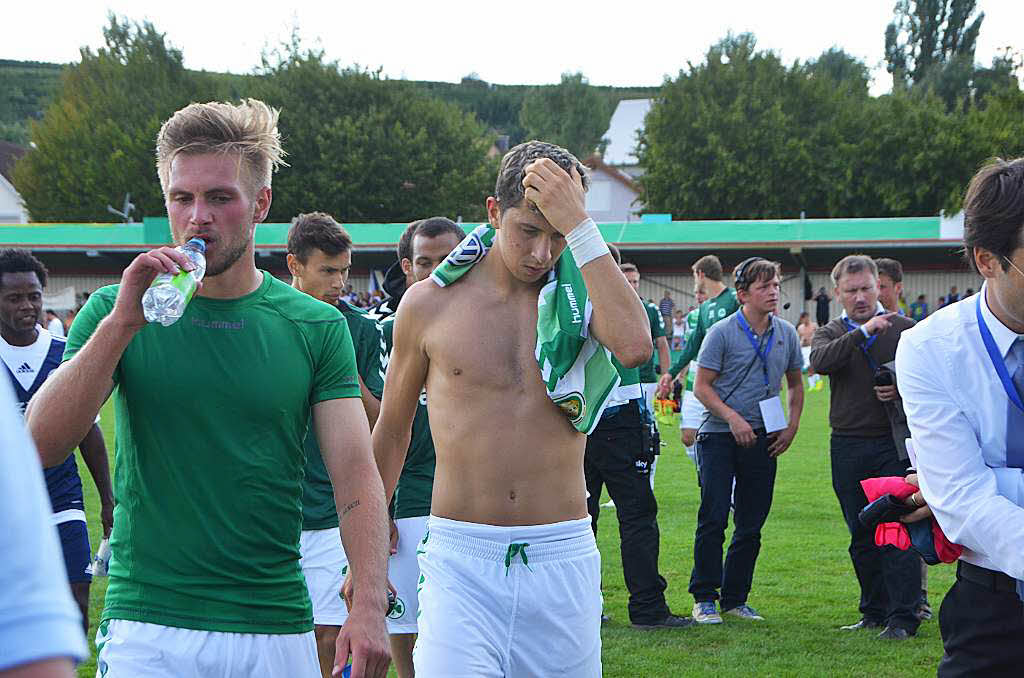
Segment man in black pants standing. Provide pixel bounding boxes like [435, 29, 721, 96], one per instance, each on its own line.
[689, 258, 803, 624]
[585, 247, 694, 631]
[811, 255, 921, 639]
[897, 158, 1024, 676]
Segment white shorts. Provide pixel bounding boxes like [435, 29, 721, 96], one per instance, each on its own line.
[299, 528, 347, 626]
[94, 619, 318, 678]
[414, 515, 601, 677]
[680, 390, 705, 430]
[801, 345, 812, 371]
[387, 515, 429, 634]
[641, 382, 658, 412]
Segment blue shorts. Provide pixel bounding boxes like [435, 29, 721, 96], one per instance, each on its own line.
[57, 520, 93, 583]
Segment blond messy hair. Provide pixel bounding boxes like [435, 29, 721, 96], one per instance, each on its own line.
[156, 98, 288, 198]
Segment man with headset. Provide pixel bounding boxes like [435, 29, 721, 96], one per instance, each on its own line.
[689, 258, 804, 624]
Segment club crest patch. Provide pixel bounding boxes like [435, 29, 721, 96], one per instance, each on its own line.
[448, 232, 486, 267]
[554, 391, 586, 424]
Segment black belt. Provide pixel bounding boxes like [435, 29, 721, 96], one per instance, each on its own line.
[957, 560, 1018, 594]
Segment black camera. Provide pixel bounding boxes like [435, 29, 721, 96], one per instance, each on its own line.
[874, 367, 895, 387]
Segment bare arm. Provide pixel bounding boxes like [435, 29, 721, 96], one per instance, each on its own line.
[27, 246, 194, 467]
[521, 158, 650, 367]
[372, 283, 431, 504]
[313, 397, 390, 677]
[0, 658, 75, 678]
[77, 423, 114, 537]
[655, 336, 671, 378]
[358, 376, 381, 430]
[768, 369, 804, 457]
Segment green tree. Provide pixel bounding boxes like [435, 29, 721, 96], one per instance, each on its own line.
[885, 0, 984, 88]
[13, 16, 229, 221]
[252, 43, 495, 222]
[519, 73, 611, 159]
[638, 35, 874, 219]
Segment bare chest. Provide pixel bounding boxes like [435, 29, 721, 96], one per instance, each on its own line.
[427, 291, 542, 392]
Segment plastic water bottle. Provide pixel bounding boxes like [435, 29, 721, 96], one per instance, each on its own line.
[92, 537, 111, 576]
[141, 238, 206, 326]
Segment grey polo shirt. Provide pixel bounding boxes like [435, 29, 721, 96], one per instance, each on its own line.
[696, 312, 802, 433]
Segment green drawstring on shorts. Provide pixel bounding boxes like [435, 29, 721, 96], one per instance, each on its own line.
[504, 542, 532, 576]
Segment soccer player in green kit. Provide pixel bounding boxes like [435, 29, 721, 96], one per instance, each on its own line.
[27, 100, 390, 678]
[345, 217, 464, 678]
[658, 254, 740, 445]
[286, 212, 387, 678]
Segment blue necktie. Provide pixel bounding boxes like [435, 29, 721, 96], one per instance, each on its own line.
[1008, 339, 1024, 469]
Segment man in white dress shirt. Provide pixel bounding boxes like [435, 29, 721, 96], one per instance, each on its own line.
[896, 157, 1024, 677]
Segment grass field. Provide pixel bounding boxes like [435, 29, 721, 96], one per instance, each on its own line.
[75, 384, 951, 677]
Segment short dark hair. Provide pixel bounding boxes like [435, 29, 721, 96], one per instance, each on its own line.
[963, 158, 1024, 272]
[0, 248, 48, 289]
[619, 262, 638, 274]
[734, 257, 780, 292]
[831, 255, 877, 286]
[287, 212, 351, 263]
[874, 258, 903, 283]
[692, 255, 723, 282]
[607, 243, 621, 264]
[494, 141, 589, 212]
[397, 217, 465, 262]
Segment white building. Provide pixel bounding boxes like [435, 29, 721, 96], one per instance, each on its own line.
[0, 141, 29, 224]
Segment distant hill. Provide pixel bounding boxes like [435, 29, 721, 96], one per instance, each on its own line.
[0, 58, 659, 148]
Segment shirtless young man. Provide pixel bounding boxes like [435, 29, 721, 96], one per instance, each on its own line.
[373, 141, 651, 676]
[796, 312, 821, 390]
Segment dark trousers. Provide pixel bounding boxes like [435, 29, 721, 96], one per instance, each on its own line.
[830, 434, 921, 632]
[689, 430, 777, 610]
[585, 404, 668, 624]
[937, 563, 1024, 677]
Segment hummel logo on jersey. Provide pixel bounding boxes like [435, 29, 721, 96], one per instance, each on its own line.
[16, 362, 33, 374]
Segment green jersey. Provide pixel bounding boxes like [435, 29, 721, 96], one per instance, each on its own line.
[669, 287, 740, 378]
[64, 274, 360, 634]
[683, 308, 700, 391]
[381, 315, 435, 520]
[639, 300, 667, 384]
[301, 299, 385, 530]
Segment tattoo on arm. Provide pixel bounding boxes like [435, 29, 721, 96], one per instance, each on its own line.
[341, 499, 361, 517]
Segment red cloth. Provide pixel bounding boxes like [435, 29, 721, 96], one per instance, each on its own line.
[860, 477, 963, 563]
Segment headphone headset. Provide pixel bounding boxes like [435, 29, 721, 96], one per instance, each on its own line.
[733, 256, 767, 290]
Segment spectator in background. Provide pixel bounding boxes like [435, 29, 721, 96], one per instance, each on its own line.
[672, 309, 686, 350]
[44, 309, 65, 338]
[659, 290, 675, 329]
[909, 295, 929, 321]
[947, 285, 960, 304]
[875, 258, 904, 315]
[811, 255, 920, 640]
[938, 295, 947, 308]
[964, 288, 975, 297]
[815, 286, 832, 327]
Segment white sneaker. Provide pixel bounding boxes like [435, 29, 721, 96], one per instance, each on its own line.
[723, 604, 764, 621]
[692, 601, 723, 624]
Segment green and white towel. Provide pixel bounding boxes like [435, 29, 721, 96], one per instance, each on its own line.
[431, 224, 620, 434]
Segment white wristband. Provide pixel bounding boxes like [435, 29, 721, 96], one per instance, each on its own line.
[565, 218, 609, 267]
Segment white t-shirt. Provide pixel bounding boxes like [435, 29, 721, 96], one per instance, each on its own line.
[0, 328, 55, 392]
[672, 318, 686, 338]
[47, 316, 65, 338]
[0, 376, 88, 670]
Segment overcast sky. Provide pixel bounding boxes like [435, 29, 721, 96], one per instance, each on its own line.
[7, 1, 1022, 96]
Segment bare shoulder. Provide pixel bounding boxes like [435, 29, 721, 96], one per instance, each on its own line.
[394, 279, 449, 329]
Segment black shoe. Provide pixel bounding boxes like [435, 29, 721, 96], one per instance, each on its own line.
[631, 613, 697, 630]
[840, 618, 883, 631]
[601, 613, 611, 624]
[878, 626, 914, 640]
